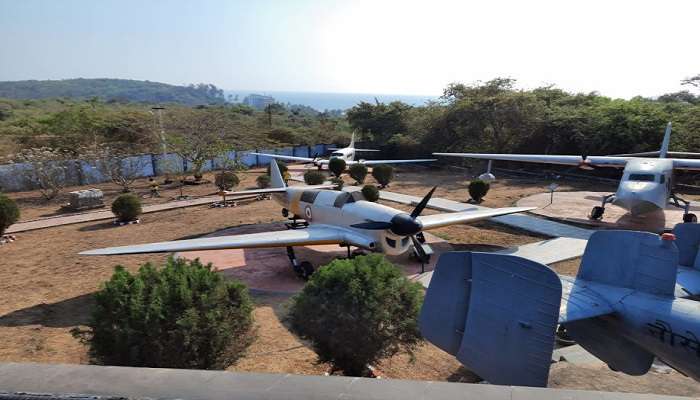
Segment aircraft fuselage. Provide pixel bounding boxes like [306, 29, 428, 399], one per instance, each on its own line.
[272, 188, 413, 256]
[613, 158, 674, 216]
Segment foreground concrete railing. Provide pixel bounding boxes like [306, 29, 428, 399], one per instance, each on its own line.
[0, 363, 691, 400]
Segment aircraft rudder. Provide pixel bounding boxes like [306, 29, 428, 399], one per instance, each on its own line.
[269, 159, 286, 189]
[659, 122, 672, 158]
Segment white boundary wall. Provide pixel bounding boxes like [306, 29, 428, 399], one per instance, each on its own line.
[0, 144, 333, 192]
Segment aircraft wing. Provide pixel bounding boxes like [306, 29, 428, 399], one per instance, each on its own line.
[222, 184, 336, 196]
[327, 147, 379, 152]
[432, 153, 629, 168]
[558, 276, 614, 323]
[417, 207, 535, 230]
[353, 158, 437, 165]
[80, 226, 353, 256]
[247, 152, 315, 163]
[673, 158, 700, 171]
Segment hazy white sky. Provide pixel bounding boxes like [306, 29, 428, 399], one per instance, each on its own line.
[1, 0, 698, 98]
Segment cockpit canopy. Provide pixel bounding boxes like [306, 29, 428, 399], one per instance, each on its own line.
[628, 173, 665, 183]
[331, 152, 343, 157]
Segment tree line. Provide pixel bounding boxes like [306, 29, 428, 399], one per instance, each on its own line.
[347, 77, 700, 158]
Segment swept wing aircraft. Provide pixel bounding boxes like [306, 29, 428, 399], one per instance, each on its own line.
[81, 161, 533, 278]
[420, 229, 700, 387]
[249, 132, 436, 169]
[434, 123, 700, 222]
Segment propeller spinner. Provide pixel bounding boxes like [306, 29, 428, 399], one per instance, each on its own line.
[351, 187, 436, 237]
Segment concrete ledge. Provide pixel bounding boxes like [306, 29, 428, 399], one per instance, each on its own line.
[0, 363, 691, 400]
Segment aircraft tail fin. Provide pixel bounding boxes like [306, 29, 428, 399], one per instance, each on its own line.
[673, 223, 700, 270]
[577, 230, 678, 296]
[269, 159, 286, 189]
[348, 132, 355, 149]
[659, 122, 672, 158]
[419, 252, 561, 387]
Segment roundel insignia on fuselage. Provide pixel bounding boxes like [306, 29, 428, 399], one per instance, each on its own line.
[304, 205, 313, 221]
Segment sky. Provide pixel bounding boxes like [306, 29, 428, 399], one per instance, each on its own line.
[0, 0, 698, 98]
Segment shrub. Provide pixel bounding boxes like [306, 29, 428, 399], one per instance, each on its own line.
[328, 157, 347, 177]
[348, 164, 368, 184]
[214, 171, 240, 191]
[330, 177, 344, 190]
[361, 185, 380, 202]
[468, 179, 490, 203]
[266, 159, 288, 177]
[77, 258, 254, 369]
[0, 194, 20, 235]
[111, 193, 142, 222]
[371, 164, 394, 188]
[289, 254, 423, 376]
[304, 170, 325, 185]
[256, 174, 270, 188]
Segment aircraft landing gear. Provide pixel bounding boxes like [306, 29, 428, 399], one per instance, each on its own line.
[589, 194, 615, 221]
[670, 193, 696, 223]
[286, 246, 314, 280]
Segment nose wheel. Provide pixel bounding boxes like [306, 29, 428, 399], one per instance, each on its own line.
[671, 193, 696, 223]
[589, 194, 615, 221]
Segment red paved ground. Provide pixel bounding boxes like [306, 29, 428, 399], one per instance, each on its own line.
[180, 222, 451, 293]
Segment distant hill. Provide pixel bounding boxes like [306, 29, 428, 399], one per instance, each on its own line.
[0, 78, 226, 105]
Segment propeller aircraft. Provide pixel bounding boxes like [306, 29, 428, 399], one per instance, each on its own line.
[434, 123, 700, 223]
[81, 161, 533, 279]
[420, 227, 700, 387]
[249, 132, 436, 169]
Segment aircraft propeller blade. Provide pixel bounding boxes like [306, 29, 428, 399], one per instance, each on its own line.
[410, 235, 429, 263]
[350, 221, 394, 230]
[411, 186, 437, 218]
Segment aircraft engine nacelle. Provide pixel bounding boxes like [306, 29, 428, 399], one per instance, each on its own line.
[377, 231, 412, 256]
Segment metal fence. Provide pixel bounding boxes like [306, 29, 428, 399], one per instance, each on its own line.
[0, 144, 333, 192]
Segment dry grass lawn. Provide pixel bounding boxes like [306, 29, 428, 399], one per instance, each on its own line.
[1, 166, 698, 396]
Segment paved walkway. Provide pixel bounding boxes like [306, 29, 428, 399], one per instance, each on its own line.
[7, 195, 259, 233]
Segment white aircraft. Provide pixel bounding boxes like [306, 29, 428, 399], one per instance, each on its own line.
[249, 132, 436, 169]
[434, 123, 700, 222]
[81, 161, 533, 278]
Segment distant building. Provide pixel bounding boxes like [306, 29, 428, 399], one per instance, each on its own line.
[243, 94, 275, 109]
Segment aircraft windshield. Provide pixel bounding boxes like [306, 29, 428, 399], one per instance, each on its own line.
[331, 152, 343, 157]
[628, 174, 655, 182]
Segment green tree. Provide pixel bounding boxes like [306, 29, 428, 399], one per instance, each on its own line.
[348, 164, 368, 184]
[111, 193, 142, 222]
[214, 171, 240, 191]
[371, 164, 394, 188]
[303, 170, 325, 185]
[468, 180, 490, 203]
[289, 254, 423, 376]
[0, 194, 20, 235]
[361, 184, 380, 202]
[346, 101, 411, 145]
[328, 157, 346, 177]
[76, 258, 253, 369]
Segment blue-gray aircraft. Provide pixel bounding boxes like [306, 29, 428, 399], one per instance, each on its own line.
[420, 227, 700, 387]
[434, 123, 700, 222]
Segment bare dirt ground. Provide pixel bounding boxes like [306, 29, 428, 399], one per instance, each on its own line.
[1, 166, 699, 396]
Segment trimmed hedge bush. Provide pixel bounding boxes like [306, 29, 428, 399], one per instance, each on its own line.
[77, 258, 254, 369]
[289, 254, 423, 376]
[371, 164, 394, 188]
[0, 194, 20, 235]
[468, 179, 490, 203]
[349, 164, 368, 184]
[214, 171, 240, 191]
[328, 157, 347, 177]
[304, 170, 325, 185]
[256, 175, 271, 188]
[361, 185, 380, 202]
[111, 193, 142, 222]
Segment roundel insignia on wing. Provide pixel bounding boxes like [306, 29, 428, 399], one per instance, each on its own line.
[304, 206, 313, 221]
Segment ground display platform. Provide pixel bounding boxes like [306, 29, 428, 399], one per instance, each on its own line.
[516, 191, 700, 232]
[179, 222, 451, 293]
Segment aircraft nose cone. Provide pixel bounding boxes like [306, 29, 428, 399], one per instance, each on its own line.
[390, 213, 422, 236]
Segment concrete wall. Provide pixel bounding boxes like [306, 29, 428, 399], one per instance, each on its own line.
[0, 144, 334, 192]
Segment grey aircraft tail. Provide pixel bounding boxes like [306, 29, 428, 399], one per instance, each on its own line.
[420, 230, 683, 387]
[659, 121, 672, 158]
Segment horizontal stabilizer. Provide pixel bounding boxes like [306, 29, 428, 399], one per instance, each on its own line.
[420, 252, 561, 387]
[578, 230, 678, 296]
